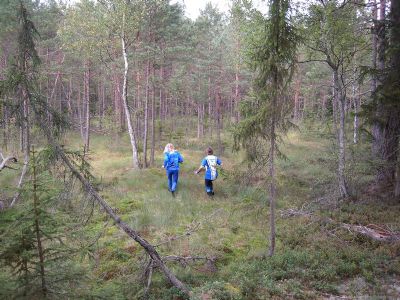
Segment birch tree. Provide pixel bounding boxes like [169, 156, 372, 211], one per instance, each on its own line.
[303, 0, 368, 198]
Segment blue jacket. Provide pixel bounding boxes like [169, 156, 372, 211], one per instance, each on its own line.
[164, 151, 183, 171]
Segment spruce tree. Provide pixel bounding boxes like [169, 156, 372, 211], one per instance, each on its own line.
[233, 0, 297, 256]
[0, 147, 86, 299]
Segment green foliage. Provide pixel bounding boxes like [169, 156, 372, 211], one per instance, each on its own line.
[0, 149, 88, 298]
[233, 0, 298, 162]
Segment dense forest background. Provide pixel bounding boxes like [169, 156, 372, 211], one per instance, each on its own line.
[0, 0, 399, 299]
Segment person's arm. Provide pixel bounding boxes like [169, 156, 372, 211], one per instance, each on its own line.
[217, 158, 222, 166]
[179, 153, 184, 164]
[163, 153, 169, 168]
[194, 159, 206, 174]
[194, 166, 204, 174]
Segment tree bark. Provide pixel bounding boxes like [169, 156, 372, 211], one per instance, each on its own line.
[371, 0, 378, 93]
[392, 0, 400, 196]
[11, 84, 30, 207]
[84, 64, 90, 151]
[334, 70, 349, 198]
[32, 148, 47, 296]
[121, 25, 140, 169]
[143, 59, 150, 168]
[268, 70, 278, 257]
[150, 65, 155, 166]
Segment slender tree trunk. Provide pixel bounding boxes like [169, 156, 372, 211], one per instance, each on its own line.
[268, 71, 278, 257]
[121, 29, 140, 169]
[334, 69, 349, 198]
[216, 92, 222, 154]
[84, 65, 90, 151]
[2, 104, 8, 151]
[353, 68, 360, 144]
[78, 82, 84, 141]
[11, 85, 30, 207]
[234, 33, 242, 123]
[372, 0, 386, 158]
[32, 147, 47, 296]
[143, 59, 150, 168]
[197, 103, 201, 139]
[396, 155, 400, 198]
[371, 0, 378, 93]
[332, 73, 339, 139]
[353, 86, 360, 144]
[293, 75, 301, 121]
[150, 66, 155, 166]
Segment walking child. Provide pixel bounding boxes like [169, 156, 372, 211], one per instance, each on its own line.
[163, 143, 184, 196]
[194, 147, 222, 196]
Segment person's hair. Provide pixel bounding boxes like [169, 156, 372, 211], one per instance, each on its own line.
[164, 143, 174, 153]
[206, 147, 213, 155]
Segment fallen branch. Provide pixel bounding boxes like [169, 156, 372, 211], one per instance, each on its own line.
[340, 223, 400, 242]
[280, 208, 400, 243]
[143, 259, 154, 298]
[155, 209, 223, 247]
[162, 255, 217, 267]
[32, 102, 190, 296]
[280, 208, 312, 218]
[0, 153, 17, 172]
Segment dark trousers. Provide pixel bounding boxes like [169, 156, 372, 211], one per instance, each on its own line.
[205, 179, 213, 193]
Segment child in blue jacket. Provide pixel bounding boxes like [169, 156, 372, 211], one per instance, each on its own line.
[163, 143, 184, 196]
[194, 147, 222, 196]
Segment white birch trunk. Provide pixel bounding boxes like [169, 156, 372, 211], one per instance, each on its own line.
[121, 23, 140, 169]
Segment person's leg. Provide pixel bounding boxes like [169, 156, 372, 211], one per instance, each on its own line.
[167, 170, 173, 191]
[205, 179, 213, 195]
[171, 170, 179, 192]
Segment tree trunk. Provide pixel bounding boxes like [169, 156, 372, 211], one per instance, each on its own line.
[372, 0, 386, 159]
[197, 103, 201, 139]
[392, 0, 400, 196]
[268, 71, 278, 257]
[334, 70, 349, 198]
[10, 85, 30, 207]
[143, 59, 150, 168]
[371, 0, 400, 183]
[371, 0, 378, 93]
[78, 82, 84, 141]
[216, 92, 222, 154]
[121, 31, 140, 169]
[353, 85, 360, 144]
[84, 65, 90, 151]
[352, 68, 360, 144]
[150, 67, 155, 166]
[293, 75, 301, 121]
[32, 147, 47, 296]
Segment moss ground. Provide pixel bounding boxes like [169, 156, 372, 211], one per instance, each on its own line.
[1, 129, 399, 299]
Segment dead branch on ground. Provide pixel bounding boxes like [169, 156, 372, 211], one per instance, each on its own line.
[280, 207, 400, 243]
[155, 208, 223, 247]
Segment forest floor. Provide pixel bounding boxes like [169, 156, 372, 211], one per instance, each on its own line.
[2, 128, 400, 299]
